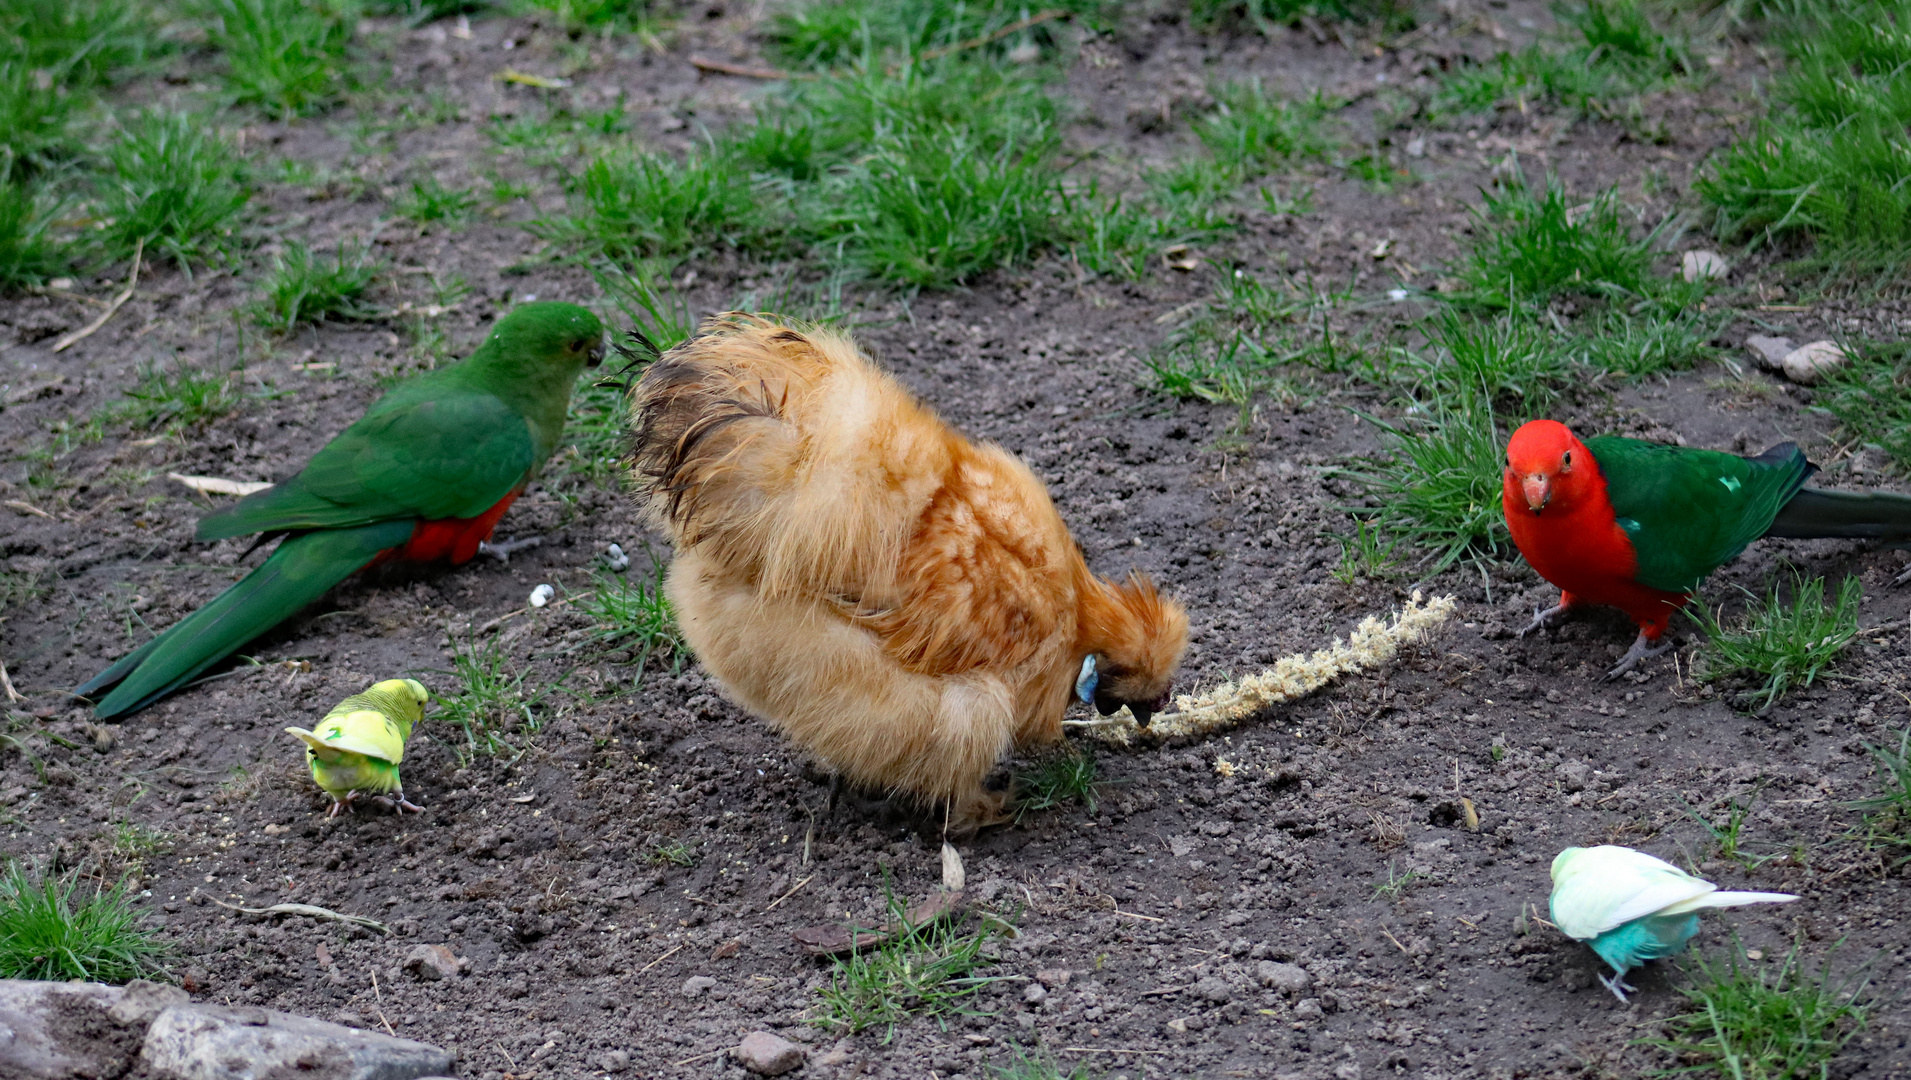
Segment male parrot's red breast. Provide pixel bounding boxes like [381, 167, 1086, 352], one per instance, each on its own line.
[1502, 423, 1690, 641]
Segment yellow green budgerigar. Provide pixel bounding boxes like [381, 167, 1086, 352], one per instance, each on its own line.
[285, 679, 429, 816]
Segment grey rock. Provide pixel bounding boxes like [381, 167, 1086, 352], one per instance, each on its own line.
[140, 1003, 453, 1080]
[1193, 976, 1232, 1004]
[681, 975, 716, 999]
[595, 1049, 630, 1072]
[1557, 760, 1593, 793]
[1022, 983, 1048, 1005]
[733, 1030, 804, 1076]
[1293, 998, 1325, 1022]
[1681, 250, 1728, 282]
[109, 980, 189, 1028]
[400, 945, 462, 982]
[1745, 334, 1793, 369]
[0, 979, 140, 1079]
[1256, 961, 1313, 994]
[1034, 968, 1072, 989]
[1782, 340, 1848, 385]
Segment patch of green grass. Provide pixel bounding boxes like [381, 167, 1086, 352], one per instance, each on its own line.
[765, 0, 1087, 71]
[1677, 786, 1777, 870]
[1850, 726, 1911, 860]
[1428, 0, 1687, 122]
[394, 176, 475, 226]
[837, 124, 1065, 287]
[1815, 340, 1911, 473]
[1330, 518, 1398, 585]
[1195, 81, 1336, 177]
[1341, 392, 1511, 573]
[647, 838, 695, 866]
[0, 569, 47, 613]
[0, 0, 156, 89]
[1697, 0, 1911, 258]
[255, 240, 380, 331]
[1014, 746, 1102, 820]
[0, 60, 82, 175]
[94, 111, 251, 271]
[1651, 943, 1869, 1080]
[813, 891, 1009, 1041]
[1567, 305, 1723, 378]
[0, 177, 66, 289]
[1454, 176, 1658, 310]
[434, 634, 546, 763]
[1372, 860, 1426, 901]
[1691, 572, 1862, 712]
[1406, 311, 1576, 410]
[575, 563, 686, 683]
[1191, 0, 1412, 33]
[513, 0, 653, 34]
[0, 861, 168, 983]
[204, 0, 355, 119]
[108, 360, 241, 432]
[1147, 268, 1347, 403]
[537, 144, 765, 263]
[991, 1046, 1096, 1080]
[365, 0, 486, 23]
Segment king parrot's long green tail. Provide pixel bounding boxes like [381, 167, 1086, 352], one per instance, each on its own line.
[79, 521, 413, 719]
[1766, 487, 1911, 542]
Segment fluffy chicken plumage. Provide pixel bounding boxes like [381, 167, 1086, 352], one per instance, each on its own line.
[629, 315, 1188, 829]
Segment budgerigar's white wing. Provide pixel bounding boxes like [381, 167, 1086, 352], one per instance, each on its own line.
[1659, 890, 1797, 916]
[1549, 845, 1717, 940]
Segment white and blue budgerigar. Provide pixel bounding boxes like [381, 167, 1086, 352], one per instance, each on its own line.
[1550, 845, 1797, 1001]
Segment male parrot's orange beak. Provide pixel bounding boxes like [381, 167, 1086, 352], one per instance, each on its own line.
[1521, 474, 1551, 513]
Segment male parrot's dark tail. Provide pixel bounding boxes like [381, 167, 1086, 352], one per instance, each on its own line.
[1765, 487, 1911, 542]
[78, 521, 412, 719]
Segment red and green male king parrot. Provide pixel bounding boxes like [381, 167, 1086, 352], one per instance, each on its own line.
[79, 301, 605, 718]
[1503, 419, 1911, 677]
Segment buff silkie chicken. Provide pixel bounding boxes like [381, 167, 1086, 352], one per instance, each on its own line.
[629, 314, 1188, 831]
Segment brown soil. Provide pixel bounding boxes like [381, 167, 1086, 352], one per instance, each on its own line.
[2, 3, 1908, 1079]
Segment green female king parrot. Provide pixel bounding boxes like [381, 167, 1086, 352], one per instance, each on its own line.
[79, 302, 605, 718]
[1503, 419, 1911, 676]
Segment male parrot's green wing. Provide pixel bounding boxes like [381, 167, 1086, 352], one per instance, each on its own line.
[197, 386, 541, 541]
[1585, 436, 1814, 595]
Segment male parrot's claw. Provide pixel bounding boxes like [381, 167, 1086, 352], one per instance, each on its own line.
[478, 536, 544, 563]
[1598, 971, 1635, 1003]
[1518, 604, 1571, 638]
[1894, 564, 1911, 588]
[1604, 634, 1674, 680]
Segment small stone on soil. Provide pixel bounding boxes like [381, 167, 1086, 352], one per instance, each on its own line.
[733, 1030, 805, 1076]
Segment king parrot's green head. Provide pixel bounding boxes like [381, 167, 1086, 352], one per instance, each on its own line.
[459, 301, 606, 449]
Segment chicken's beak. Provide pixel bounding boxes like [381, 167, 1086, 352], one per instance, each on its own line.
[1521, 473, 1551, 514]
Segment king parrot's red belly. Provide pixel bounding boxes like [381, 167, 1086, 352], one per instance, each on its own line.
[1502, 478, 1689, 638]
[369, 489, 523, 569]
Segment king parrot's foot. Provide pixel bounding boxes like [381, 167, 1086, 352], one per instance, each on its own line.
[1605, 632, 1674, 680]
[1519, 603, 1573, 638]
[1895, 563, 1911, 588]
[1599, 970, 1635, 1002]
[478, 536, 544, 563]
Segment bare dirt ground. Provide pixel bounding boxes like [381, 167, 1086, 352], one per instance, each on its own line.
[2, 3, 1909, 1078]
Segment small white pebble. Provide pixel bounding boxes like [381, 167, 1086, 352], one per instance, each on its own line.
[1388, 288, 1410, 301]
[529, 584, 554, 608]
[604, 543, 629, 572]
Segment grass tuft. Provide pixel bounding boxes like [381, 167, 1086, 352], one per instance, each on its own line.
[1014, 746, 1102, 821]
[575, 562, 686, 684]
[110, 360, 241, 432]
[434, 634, 547, 763]
[990, 1045, 1096, 1080]
[0, 177, 66, 289]
[537, 144, 765, 263]
[1341, 392, 1510, 573]
[1815, 340, 1911, 473]
[94, 111, 251, 270]
[204, 0, 354, 119]
[394, 176, 475, 227]
[0, 861, 168, 983]
[813, 890, 1009, 1041]
[1691, 572, 1862, 712]
[1652, 943, 1868, 1080]
[1195, 81, 1336, 178]
[1850, 727, 1911, 860]
[1455, 176, 1657, 310]
[255, 240, 381, 331]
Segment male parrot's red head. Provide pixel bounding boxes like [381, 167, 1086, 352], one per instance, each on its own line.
[1505, 419, 1590, 516]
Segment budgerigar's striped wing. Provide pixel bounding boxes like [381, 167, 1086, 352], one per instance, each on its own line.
[1585, 437, 1813, 595]
[1550, 845, 1716, 940]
